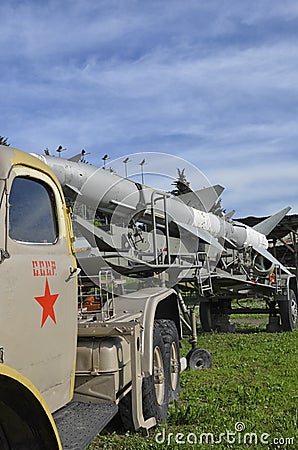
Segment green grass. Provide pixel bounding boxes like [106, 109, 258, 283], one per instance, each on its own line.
[88, 325, 298, 449]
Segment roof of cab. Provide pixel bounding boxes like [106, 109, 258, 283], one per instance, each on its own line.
[0, 145, 59, 183]
[0, 145, 65, 201]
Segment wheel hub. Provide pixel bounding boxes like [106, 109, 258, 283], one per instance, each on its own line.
[153, 346, 165, 405]
[154, 367, 165, 384]
[291, 296, 298, 324]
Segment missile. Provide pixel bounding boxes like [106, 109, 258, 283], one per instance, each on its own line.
[32, 153, 291, 274]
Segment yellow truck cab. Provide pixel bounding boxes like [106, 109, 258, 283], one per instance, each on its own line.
[0, 146, 78, 448]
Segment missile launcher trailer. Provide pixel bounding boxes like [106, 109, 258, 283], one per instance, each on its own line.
[36, 150, 297, 336]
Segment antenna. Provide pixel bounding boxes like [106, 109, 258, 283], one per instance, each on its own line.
[139, 158, 146, 184]
[102, 154, 109, 169]
[123, 157, 130, 178]
[56, 145, 67, 157]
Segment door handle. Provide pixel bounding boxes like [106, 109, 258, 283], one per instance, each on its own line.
[66, 266, 81, 281]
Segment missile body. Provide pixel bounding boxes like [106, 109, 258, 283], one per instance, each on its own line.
[32, 154, 289, 272]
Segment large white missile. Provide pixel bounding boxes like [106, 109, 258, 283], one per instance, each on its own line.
[32, 153, 291, 273]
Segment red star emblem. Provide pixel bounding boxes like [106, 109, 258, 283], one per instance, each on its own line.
[34, 278, 59, 328]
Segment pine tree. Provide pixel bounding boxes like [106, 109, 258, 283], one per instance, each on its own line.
[171, 168, 192, 196]
[0, 136, 10, 146]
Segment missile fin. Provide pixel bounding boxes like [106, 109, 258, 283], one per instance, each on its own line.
[253, 245, 292, 275]
[177, 184, 224, 212]
[74, 215, 116, 251]
[176, 221, 224, 251]
[67, 153, 83, 162]
[253, 206, 291, 236]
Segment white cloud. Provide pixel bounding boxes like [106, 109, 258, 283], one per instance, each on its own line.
[0, 0, 297, 217]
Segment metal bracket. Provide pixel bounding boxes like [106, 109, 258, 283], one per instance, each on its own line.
[0, 347, 4, 363]
[0, 248, 10, 264]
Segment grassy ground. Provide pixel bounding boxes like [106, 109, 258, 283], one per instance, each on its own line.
[88, 321, 298, 449]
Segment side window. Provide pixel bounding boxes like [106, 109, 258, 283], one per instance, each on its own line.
[9, 176, 58, 244]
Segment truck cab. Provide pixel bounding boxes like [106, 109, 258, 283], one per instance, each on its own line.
[0, 146, 77, 448]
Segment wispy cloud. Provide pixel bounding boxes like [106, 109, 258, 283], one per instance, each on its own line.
[1, 0, 297, 216]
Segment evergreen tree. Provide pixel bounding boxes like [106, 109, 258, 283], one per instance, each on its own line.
[171, 168, 192, 196]
[0, 136, 10, 146]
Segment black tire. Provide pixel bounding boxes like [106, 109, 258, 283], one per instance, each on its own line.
[119, 320, 169, 431]
[199, 302, 212, 331]
[186, 348, 212, 370]
[0, 376, 60, 450]
[279, 289, 298, 331]
[200, 301, 231, 332]
[155, 319, 180, 402]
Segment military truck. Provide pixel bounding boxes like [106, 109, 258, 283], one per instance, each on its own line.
[2, 144, 296, 449]
[0, 146, 202, 449]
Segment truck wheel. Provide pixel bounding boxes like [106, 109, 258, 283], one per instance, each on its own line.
[186, 348, 212, 370]
[142, 321, 169, 423]
[0, 425, 10, 450]
[0, 377, 60, 450]
[119, 320, 169, 431]
[279, 289, 298, 331]
[200, 302, 214, 331]
[155, 319, 180, 402]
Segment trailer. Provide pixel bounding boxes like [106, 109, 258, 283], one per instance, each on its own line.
[195, 213, 298, 333]
[33, 150, 297, 337]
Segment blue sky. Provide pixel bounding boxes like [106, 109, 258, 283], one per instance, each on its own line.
[1, 0, 298, 217]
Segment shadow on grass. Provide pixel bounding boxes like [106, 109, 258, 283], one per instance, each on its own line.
[198, 316, 284, 335]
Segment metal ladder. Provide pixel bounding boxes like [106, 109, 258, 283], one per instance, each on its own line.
[98, 270, 115, 320]
[196, 253, 213, 296]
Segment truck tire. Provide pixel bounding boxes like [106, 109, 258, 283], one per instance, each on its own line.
[279, 289, 298, 331]
[155, 319, 180, 402]
[119, 320, 169, 431]
[0, 374, 60, 450]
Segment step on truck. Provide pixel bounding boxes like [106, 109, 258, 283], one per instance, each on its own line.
[0, 146, 203, 449]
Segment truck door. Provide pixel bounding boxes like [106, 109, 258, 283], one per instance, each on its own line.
[0, 164, 77, 413]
